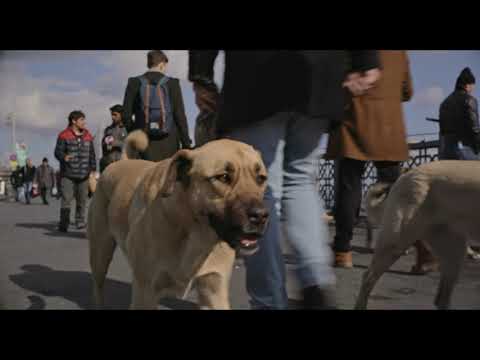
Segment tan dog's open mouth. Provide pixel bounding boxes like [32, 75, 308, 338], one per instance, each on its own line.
[237, 234, 260, 257]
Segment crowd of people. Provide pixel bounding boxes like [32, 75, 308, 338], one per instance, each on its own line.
[10, 157, 57, 205]
[12, 50, 478, 309]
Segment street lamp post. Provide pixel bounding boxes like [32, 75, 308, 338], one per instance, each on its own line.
[6, 113, 16, 154]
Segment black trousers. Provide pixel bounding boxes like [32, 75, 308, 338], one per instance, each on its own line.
[333, 158, 401, 253]
[40, 186, 49, 204]
[141, 133, 180, 162]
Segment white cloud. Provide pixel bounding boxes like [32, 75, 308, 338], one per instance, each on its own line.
[412, 86, 445, 107]
[0, 59, 117, 136]
[0, 50, 226, 163]
[94, 50, 225, 98]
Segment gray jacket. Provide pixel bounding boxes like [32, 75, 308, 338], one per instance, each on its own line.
[35, 164, 55, 188]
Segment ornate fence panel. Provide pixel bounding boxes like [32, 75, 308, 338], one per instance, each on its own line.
[317, 140, 440, 210]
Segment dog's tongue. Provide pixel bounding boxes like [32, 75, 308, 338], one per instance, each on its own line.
[240, 239, 257, 247]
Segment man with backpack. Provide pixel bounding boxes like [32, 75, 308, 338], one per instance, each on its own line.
[123, 50, 192, 161]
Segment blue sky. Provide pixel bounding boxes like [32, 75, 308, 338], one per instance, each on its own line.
[0, 50, 479, 169]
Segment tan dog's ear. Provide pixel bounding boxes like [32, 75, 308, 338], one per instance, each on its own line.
[158, 150, 193, 197]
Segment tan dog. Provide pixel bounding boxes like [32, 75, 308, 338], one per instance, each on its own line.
[356, 161, 480, 310]
[87, 131, 269, 310]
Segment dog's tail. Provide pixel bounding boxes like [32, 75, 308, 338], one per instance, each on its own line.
[365, 182, 393, 226]
[121, 130, 149, 160]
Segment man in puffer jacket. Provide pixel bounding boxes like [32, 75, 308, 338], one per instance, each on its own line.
[54, 110, 97, 232]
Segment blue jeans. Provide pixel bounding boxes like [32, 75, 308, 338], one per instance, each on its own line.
[225, 112, 335, 309]
[439, 135, 480, 160]
[24, 182, 33, 203]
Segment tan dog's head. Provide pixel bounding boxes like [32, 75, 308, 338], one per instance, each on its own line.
[366, 167, 410, 225]
[366, 182, 391, 226]
[157, 139, 269, 257]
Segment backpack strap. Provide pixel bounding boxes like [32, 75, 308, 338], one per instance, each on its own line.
[139, 76, 151, 132]
[158, 76, 170, 86]
[156, 77, 170, 130]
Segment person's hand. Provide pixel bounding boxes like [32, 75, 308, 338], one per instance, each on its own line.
[64, 155, 73, 162]
[343, 72, 364, 96]
[343, 69, 381, 96]
[362, 68, 382, 89]
[193, 82, 219, 113]
[104, 135, 114, 145]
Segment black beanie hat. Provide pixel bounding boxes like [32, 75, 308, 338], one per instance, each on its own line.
[456, 67, 476, 90]
[110, 104, 124, 114]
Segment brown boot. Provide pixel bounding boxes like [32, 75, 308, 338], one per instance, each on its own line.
[334, 251, 353, 269]
[410, 241, 439, 275]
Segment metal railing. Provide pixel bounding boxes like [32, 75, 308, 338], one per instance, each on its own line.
[316, 139, 440, 210]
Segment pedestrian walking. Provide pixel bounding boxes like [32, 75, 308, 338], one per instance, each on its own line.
[123, 50, 192, 161]
[10, 165, 24, 202]
[54, 110, 97, 232]
[325, 50, 414, 268]
[100, 104, 128, 173]
[22, 159, 36, 205]
[437, 66, 480, 264]
[189, 50, 381, 309]
[34, 158, 56, 205]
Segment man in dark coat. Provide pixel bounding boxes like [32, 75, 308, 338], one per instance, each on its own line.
[34, 157, 56, 205]
[100, 104, 128, 173]
[189, 50, 381, 309]
[10, 165, 24, 202]
[414, 67, 480, 271]
[123, 50, 192, 161]
[439, 67, 479, 160]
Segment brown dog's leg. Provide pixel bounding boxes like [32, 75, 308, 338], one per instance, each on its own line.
[90, 236, 116, 308]
[355, 225, 418, 309]
[131, 279, 158, 310]
[195, 272, 231, 310]
[88, 188, 116, 309]
[355, 244, 406, 309]
[427, 231, 466, 310]
[411, 241, 438, 274]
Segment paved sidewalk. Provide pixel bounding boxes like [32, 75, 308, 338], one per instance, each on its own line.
[1, 199, 480, 310]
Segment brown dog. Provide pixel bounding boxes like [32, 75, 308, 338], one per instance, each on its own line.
[357, 161, 480, 309]
[87, 131, 269, 309]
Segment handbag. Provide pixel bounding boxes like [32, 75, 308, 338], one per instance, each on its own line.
[31, 183, 40, 198]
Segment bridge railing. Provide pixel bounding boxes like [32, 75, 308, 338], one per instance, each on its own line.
[316, 139, 440, 210]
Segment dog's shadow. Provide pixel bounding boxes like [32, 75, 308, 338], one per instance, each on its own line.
[351, 245, 375, 255]
[352, 263, 417, 277]
[16, 222, 86, 239]
[9, 264, 200, 310]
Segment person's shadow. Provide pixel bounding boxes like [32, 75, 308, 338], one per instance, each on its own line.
[9, 264, 200, 310]
[15, 222, 86, 239]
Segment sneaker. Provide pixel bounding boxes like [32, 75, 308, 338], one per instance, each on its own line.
[467, 246, 480, 261]
[76, 222, 86, 230]
[302, 286, 337, 310]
